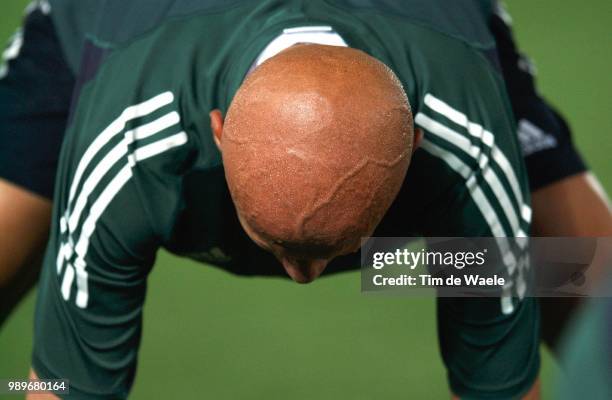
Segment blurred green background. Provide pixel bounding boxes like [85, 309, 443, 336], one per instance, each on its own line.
[0, 1, 610, 399]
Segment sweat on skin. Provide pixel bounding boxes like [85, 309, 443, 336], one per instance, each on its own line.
[210, 44, 420, 282]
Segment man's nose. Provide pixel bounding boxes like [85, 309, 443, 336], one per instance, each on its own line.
[280, 257, 329, 283]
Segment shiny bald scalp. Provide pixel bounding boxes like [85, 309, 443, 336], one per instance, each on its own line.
[222, 44, 413, 258]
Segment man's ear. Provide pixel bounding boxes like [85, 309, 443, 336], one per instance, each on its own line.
[210, 109, 224, 150]
[412, 128, 424, 153]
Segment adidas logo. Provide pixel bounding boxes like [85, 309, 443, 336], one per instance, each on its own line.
[517, 119, 557, 156]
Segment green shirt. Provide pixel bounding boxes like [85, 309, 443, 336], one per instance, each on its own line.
[34, 1, 534, 398]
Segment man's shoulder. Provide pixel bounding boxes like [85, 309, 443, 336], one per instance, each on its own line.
[61, 8, 225, 139]
[48, 0, 255, 73]
[48, 0, 256, 47]
[332, 0, 496, 49]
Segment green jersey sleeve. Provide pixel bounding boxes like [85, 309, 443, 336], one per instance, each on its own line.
[31, 23, 199, 396]
[395, 20, 540, 399]
[30, 6, 246, 393]
[398, 19, 532, 295]
[32, 92, 194, 399]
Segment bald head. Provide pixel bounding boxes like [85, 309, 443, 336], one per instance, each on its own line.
[215, 44, 414, 282]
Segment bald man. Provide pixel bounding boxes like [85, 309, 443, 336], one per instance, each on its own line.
[217, 44, 415, 282]
[1, 1, 610, 399]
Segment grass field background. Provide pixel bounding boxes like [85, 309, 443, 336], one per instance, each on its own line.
[0, 1, 610, 399]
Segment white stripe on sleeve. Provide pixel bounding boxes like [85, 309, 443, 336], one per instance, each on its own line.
[423, 93, 531, 225]
[66, 92, 174, 212]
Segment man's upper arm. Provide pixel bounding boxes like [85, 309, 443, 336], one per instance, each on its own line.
[405, 33, 539, 398]
[31, 175, 158, 399]
[414, 88, 532, 302]
[413, 105, 541, 398]
[31, 87, 193, 398]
